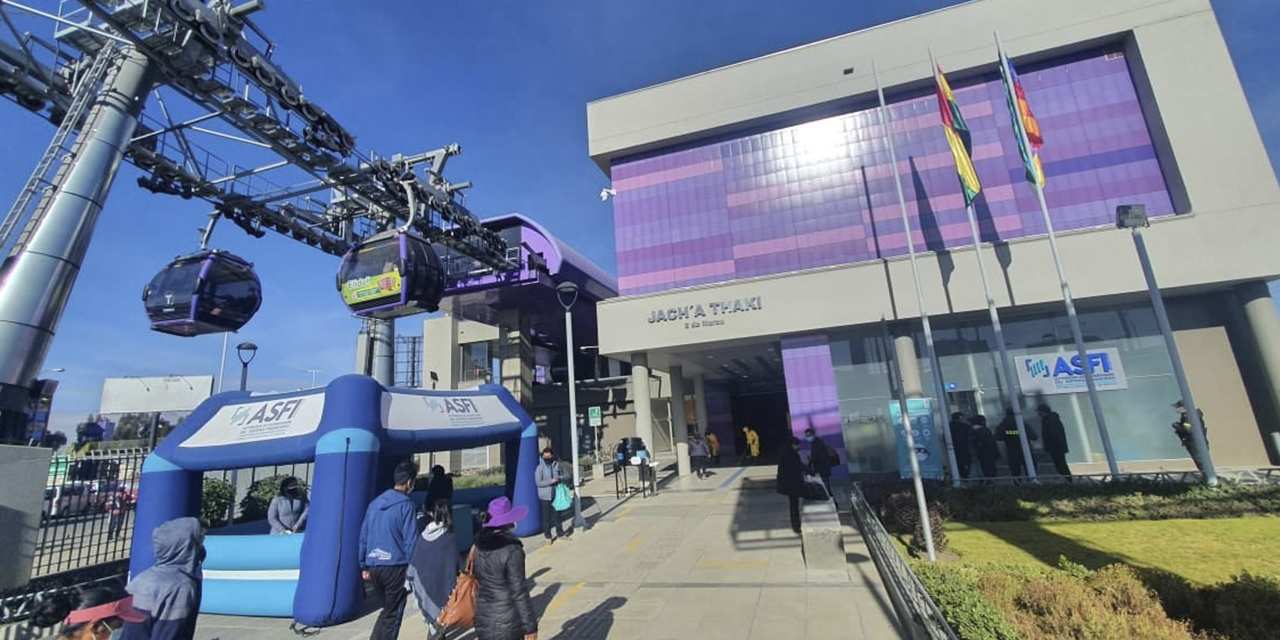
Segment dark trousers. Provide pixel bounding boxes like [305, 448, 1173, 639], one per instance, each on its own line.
[369, 565, 408, 640]
[108, 513, 125, 539]
[788, 494, 801, 533]
[1048, 450, 1071, 477]
[540, 499, 565, 539]
[692, 455, 709, 477]
[977, 454, 999, 480]
[1003, 439, 1026, 476]
[954, 450, 971, 479]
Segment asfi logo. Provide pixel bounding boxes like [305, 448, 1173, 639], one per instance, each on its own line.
[421, 397, 481, 415]
[1024, 352, 1114, 378]
[229, 399, 305, 427]
[1025, 358, 1050, 378]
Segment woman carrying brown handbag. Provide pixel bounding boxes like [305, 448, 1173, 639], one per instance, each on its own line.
[472, 496, 537, 640]
[408, 499, 459, 640]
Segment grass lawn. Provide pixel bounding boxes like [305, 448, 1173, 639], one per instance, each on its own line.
[945, 516, 1280, 585]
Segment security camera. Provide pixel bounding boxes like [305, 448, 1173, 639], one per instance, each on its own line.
[599, 188, 617, 202]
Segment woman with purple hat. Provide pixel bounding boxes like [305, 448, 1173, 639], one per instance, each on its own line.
[472, 496, 538, 640]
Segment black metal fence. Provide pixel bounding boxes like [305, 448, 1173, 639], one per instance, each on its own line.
[31, 448, 148, 579]
[848, 483, 958, 640]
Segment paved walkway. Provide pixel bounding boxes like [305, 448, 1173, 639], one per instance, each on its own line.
[195, 465, 902, 640]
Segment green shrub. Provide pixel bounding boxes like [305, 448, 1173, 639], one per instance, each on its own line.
[201, 478, 233, 527]
[918, 561, 1200, 640]
[865, 478, 1280, 524]
[1206, 572, 1280, 640]
[914, 562, 1023, 640]
[239, 475, 308, 522]
[454, 467, 505, 490]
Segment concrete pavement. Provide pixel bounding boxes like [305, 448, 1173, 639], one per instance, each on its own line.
[195, 464, 902, 640]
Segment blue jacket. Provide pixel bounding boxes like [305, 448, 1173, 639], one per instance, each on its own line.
[122, 517, 203, 640]
[359, 489, 418, 567]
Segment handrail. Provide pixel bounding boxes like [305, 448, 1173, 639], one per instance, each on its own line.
[848, 483, 959, 640]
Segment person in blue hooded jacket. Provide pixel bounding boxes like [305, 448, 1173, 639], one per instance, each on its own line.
[121, 517, 204, 640]
[359, 460, 419, 640]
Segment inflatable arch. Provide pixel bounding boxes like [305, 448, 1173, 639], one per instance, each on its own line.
[128, 374, 541, 626]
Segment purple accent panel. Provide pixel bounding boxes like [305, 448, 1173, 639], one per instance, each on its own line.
[611, 48, 1175, 295]
[704, 381, 736, 458]
[781, 335, 848, 480]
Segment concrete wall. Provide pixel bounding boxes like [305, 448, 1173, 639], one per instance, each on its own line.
[593, 0, 1280, 361]
[0, 445, 52, 589]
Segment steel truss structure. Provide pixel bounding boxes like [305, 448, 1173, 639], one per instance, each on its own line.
[0, 0, 526, 434]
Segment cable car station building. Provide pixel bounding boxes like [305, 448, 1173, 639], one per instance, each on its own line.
[576, 0, 1280, 478]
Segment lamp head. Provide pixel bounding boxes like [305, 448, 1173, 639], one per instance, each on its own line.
[236, 341, 259, 365]
[555, 281, 580, 310]
[1116, 204, 1149, 229]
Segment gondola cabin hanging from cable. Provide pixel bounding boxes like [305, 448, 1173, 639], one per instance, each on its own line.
[143, 250, 263, 336]
[336, 230, 446, 319]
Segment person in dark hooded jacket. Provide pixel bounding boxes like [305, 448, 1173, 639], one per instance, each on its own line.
[776, 437, 805, 534]
[359, 460, 419, 640]
[407, 498, 459, 640]
[473, 496, 537, 640]
[121, 517, 204, 640]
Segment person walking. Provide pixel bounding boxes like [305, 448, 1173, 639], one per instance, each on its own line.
[267, 476, 309, 534]
[31, 583, 146, 640]
[121, 517, 204, 640]
[969, 415, 1001, 481]
[948, 412, 972, 480]
[425, 465, 454, 513]
[473, 497, 538, 640]
[358, 460, 419, 640]
[407, 499, 459, 640]
[776, 437, 805, 534]
[1037, 405, 1072, 478]
[533, 448, 570, 543]
[997, 408, 1035, 477]
[741, 426, 761, 465]
[689, 432, 710, 479]
[802, 428, 836, 500]
[1171, 400, 1210, 474]
[705, 431, 721, 465]
[106, 487, 128, 540]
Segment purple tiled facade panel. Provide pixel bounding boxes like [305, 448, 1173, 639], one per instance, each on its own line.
[611, 48, 1175, 295]
[703, 381, 737, 458]
[781, 335, 848, 481]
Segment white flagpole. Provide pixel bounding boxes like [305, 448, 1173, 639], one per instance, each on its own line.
[930, 47, 1037, 480]
[872, 58, 962, 487]
[994, 31, 1119, 476]
[881, 318, 936, 561]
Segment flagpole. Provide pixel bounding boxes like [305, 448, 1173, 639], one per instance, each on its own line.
[881, 317, 936, 562]
[872, 58, 962, 488]
[994, 31, 1119, 476]
[929, 47, 1037, 480]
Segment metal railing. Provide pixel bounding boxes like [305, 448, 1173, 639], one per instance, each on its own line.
[848, 483, 958, 640]
[32, 448, 148, 579]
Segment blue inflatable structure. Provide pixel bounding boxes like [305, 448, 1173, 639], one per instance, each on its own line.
[128, 374, 541, 627]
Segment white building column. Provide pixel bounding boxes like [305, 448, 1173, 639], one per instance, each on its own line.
[692, 374, 710, 436]
[669, 366, 691, 476]
[894, 333, 925, 398]
[632, 353, 654, 452]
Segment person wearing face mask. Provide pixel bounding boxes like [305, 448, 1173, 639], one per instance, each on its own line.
[121, 517, 204, 640]
[30, 583, 146, 640]
[359, 460, 420, 640]
[533, 447, 570, 544]
[267, 476, 309, 534]
[802, 428, 837, 501]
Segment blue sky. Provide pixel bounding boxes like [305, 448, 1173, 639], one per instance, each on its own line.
[0, 0, 1276, 434]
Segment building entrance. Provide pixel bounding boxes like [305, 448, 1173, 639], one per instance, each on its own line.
[730, 390, 790, 464]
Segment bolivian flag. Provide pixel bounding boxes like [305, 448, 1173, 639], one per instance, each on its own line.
[997, 49, 1046, 187]
[934, 65, 982, 206]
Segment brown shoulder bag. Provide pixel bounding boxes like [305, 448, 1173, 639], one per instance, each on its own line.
[437, 546, 478, 628]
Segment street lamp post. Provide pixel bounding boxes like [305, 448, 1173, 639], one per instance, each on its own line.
[229, 341, 258, 522]
[1116, 205, 1216, 485]
[555, 281, 587, 529]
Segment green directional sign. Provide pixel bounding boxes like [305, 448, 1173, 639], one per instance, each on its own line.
[588, 406, 602, 427]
